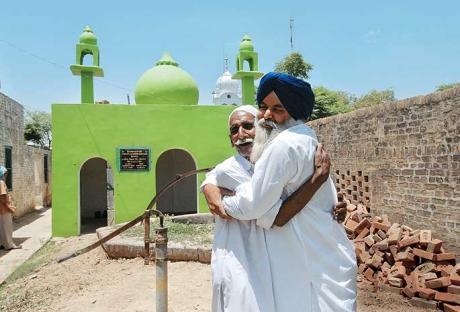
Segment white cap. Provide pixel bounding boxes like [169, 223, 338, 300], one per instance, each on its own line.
[228, 105, 259, 126]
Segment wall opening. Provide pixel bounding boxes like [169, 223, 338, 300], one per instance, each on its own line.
[155, 149, 197, 215]
[80, 157, 114, 234]
[4, 145, 12, 190]
[81, 52, 94, 66]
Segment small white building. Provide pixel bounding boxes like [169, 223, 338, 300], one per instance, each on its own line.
[212, 59, 242, 105]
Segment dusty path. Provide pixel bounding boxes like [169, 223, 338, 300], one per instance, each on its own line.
[0, 234, 428, 312]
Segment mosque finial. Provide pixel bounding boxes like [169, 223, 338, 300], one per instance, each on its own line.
[224, 58, 229, 72]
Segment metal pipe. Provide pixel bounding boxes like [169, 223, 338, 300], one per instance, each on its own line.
[144, 210, 151, 265]
[155, 227, 168, 312]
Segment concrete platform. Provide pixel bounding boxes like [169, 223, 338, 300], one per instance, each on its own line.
[96, 214, 213, 263]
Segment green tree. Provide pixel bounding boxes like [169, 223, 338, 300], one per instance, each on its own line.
[24, 111, 52, 148]
[310, 86, 354, 120]
[353, 89, 396, 110]
[436, 82, 460, 92]
[274, 52, 313, 79]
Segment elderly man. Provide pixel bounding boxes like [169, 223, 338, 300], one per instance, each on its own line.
[202, 105, 347, 311]
[207, 73, 357, 311]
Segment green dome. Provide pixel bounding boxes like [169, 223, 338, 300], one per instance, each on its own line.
[79, 26, 97, 45]
[135, 53, 199, 105]
[239, 35, 254, 51]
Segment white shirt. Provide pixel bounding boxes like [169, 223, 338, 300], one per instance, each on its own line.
[202, 154, 276, 312]
[223, 124, 357, 312]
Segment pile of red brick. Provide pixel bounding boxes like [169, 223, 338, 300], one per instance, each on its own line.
[343, 203, 460, 311]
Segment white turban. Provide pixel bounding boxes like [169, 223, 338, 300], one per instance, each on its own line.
[228, 105, 259, 126]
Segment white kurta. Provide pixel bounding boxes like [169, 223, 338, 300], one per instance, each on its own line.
[223, 124, 357, 312]
[202, 154, 276, 312]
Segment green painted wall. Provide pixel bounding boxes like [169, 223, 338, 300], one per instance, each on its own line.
[52, 104, 235, 237]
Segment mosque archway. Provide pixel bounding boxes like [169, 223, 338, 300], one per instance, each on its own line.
[81, 53, 94, 66]
[156, 149, 197, 215]
[79, 157, 114, 234]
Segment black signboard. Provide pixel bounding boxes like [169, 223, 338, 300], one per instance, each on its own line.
[118, 148, 150, 171]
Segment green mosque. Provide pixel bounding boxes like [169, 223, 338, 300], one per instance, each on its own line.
[52, 27, 263, 236]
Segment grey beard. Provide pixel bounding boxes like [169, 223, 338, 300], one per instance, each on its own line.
[250, 117, 303, 163]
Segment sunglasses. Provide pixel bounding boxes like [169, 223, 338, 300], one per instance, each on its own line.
[229, 121, 254, 135]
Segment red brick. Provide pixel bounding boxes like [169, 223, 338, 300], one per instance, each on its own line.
[399, 235, 420, 248]
[435, 291, 460, 305]
[419, 230, 431, 245]
[412, 272, 425, 290]
[387, 228, 402, 245]
[425, 276, 451, 289]
[422, 272, 438, 281]
[355, 227, 370, 240]
[389, 245, 398, 260]
[363, 235, 375, 247]
[434, 253, 456, 262]
[358, 250, 370, 263]
[389, 265, 406, 279]
[364, 267, 375, 281]
[358, 263, 367, 274]
[402, 286, 416, 298]
[426, 239, 443, 253]
[371, 240, 389, 252]
[388, 276, 404, 288]
[372, 234, 382, 243]
[414, 262, 435, 274]
[444, 303, 460, 312]
[372, 221, 391, 232]
[439, 265, 455, 277]
[347, 204, 357, 212]
[417, 287, 436, 300]
[384, 252, 395, 265]
[451, 274, 460, 286]
[413, 248, 435, 261]
[345, 219, 358, 233]
[370, 254, 383, 269]
[448, 285, 460, 295]
[397, 249, 415, 262]
[354, 219, 371, 234]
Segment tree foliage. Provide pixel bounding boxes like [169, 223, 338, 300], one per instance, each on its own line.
[24, 111, 52, 148]
[436, 82, 460, 92]
[352, 89, 395, 110]
[310, 86, 354, 120]
[274, 52, 313, 79]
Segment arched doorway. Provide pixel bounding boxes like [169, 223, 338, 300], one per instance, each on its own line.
[80, 157, 114, 234]
[156, 149, 197, 215]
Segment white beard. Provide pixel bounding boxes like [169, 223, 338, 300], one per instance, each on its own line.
[250, 117, 303, 163]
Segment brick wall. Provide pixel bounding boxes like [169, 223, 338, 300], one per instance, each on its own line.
[309, 87, 460, 254]
[0, 92, 52, 217]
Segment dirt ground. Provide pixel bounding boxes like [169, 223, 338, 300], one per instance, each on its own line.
[0, 234, 429, 312]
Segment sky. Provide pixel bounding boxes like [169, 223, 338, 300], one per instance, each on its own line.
[1, 0, 459, 112]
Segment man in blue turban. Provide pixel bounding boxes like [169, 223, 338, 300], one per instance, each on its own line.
[219, 72, 357, 311]
[256, 71, 315, 121]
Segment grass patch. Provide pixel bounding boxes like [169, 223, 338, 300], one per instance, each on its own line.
[1, 240, 58, 287]
[123, 217, 214, 247]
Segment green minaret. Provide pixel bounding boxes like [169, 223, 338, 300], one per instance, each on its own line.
[232, 35, 263, 105]
[70, 26, 104, 104]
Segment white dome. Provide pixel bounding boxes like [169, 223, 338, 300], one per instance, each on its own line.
[216, 70, 240, 94]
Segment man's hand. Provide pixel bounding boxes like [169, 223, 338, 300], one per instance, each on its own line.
[313, 143, 331, 184]
[333, 193, 347, 223]
[202, 184, 232, 220]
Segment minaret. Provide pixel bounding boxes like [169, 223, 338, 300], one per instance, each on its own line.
[232, 35, 263, 105]
[70, 26, 104, 104]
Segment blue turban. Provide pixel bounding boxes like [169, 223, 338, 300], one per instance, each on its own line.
[256, 72, 315, 120]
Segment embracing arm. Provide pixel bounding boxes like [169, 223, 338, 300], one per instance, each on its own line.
[273, 144, 330, 226]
